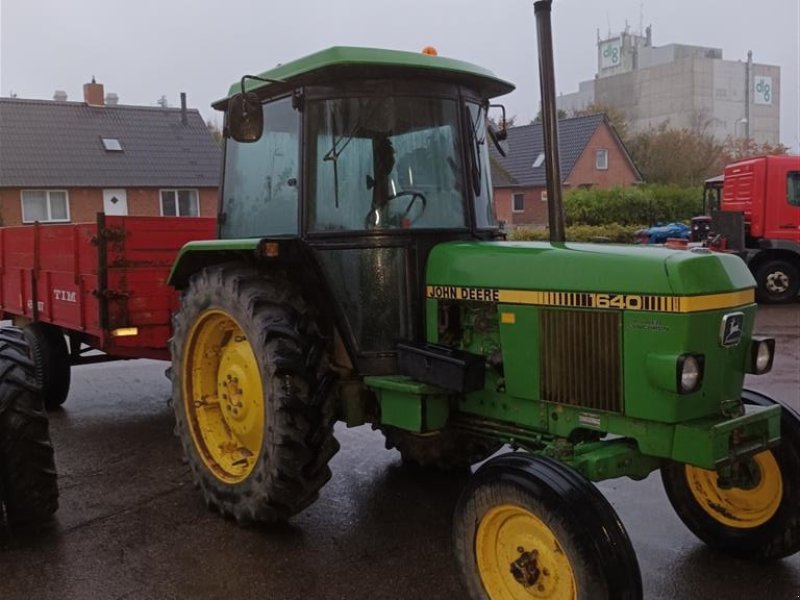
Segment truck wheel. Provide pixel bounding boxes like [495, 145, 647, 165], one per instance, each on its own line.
[171, 265, 339, 525]
[453, 453, 642, 600]
[660, 390, 800, 560]
[755, 259, 799, 303]
[381, 427, 500, 470]
[0, 328, 59, 528]
[22, 323, 71, 410]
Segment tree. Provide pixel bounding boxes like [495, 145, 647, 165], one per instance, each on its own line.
[532, 108, 568, 123]
[571, 103, 630, 142]
[625, 123, 722, 186]
[207, 120, 223, 146]
[488, 114, 516, 130]
[718, 137, 789, 165]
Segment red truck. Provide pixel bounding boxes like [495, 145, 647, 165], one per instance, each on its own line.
[703, 155, 800, 303]
[0, 214, 216, 408]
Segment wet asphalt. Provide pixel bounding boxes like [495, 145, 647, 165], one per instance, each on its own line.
[0, 304, 798, 599]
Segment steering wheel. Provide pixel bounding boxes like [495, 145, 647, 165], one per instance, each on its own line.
[365, 190, 427, 228]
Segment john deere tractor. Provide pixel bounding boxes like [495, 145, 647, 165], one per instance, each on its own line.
[167, 3, 799, 597]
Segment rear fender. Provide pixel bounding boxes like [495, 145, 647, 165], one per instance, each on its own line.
[167, 240, 262, 289]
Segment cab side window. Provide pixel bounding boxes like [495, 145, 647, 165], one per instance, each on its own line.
[221, 96, 300, 238]
[788, 171, 800, 207]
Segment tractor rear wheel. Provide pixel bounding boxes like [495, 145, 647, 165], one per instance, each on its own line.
[0, 328, 59, 528]
[171, 265, 339, 525]
[381, 426, 500, 470]
[22, 322, 71, 410]
[661, 390, 800, 560]
[453, 453, 642, 600]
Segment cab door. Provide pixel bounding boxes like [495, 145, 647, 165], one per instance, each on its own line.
[775, 169, 800, 242]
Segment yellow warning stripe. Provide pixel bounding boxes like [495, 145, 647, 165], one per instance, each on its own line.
[426, 286, 754, 314]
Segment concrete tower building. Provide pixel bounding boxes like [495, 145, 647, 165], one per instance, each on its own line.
[557, 27, 780, 145]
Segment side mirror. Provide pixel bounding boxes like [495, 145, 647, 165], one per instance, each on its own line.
[228, 92, 263, 143]
[488, 124, 509, 157]
[488, 103, 509, 156]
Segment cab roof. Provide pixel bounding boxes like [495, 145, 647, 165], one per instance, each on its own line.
[213, 46, 515, 109]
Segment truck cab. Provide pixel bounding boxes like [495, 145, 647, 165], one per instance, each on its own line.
[712, 154, 800, 302]
[722, 155, 800, 243]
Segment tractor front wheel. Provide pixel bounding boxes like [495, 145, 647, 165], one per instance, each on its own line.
[661, 390, 800, 560]
[453, 453, 642, 600]
[171, 265, 339, 525]
[0, 328, 59, 529]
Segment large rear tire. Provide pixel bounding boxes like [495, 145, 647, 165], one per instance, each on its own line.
[661, 390, 800, 560]
[453, 453, 642, 600]
[0, 328, 59, 528]
[22, 322, 71, 410]
[381, 427, 500, 470]
[171, 265, 339, 525]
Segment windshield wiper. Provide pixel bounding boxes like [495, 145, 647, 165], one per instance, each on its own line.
[467, 105, 486, 196]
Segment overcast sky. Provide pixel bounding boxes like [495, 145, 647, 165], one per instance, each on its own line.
[1, 0, 798, 150]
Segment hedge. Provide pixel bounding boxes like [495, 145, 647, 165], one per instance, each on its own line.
[509, 223, 643, 244]
[563, 184, 702, 226]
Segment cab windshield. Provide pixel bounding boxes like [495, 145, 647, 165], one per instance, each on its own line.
[307, 96, 467, 232]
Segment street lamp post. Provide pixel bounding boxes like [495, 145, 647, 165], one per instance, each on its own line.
[735, 117, 749, 141]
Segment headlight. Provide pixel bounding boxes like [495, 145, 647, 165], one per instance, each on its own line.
[677, 354, 704, 394]
[749, 337, 775, 375]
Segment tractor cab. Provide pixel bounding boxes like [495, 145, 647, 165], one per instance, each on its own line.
[690, 174, 724, 242]
[207, 47, 514, 373]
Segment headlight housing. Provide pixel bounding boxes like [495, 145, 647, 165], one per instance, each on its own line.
[677, 354, 704, 394]
[748, 337, 775, 375]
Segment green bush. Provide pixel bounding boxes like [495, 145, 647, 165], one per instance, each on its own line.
[563, 184, 702, 226]
[509, 223, 643, 244]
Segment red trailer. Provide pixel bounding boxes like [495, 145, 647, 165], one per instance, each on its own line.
[0, 215, 216, 407]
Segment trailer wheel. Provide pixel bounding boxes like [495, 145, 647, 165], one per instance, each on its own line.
[171, 265, 339, 525]
[661, 390, 800, 560]
[381, 427, 500, 470]
[454, 453, 642, 600]
[22, 323, 71, 409]
[755, 259, 799, 303]
[0, 328, 59, 528]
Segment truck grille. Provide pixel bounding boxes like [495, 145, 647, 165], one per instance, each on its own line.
[539, 309, 622, 412]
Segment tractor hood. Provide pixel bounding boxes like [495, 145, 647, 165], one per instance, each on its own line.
[426, 241, 755, 297]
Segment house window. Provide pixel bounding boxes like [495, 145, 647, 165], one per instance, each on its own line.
[21, 190, 70, 223]
[161, 189, 199, 216]
[541, 190, 548, 202]
[532, 152, 545, 168]
[595, 149, 609, 170]
[512, 193, 525, 213]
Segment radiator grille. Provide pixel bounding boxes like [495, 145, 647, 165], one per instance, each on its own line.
[539, 309, 622, 412]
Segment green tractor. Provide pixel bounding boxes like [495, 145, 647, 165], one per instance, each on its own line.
[167, 3, 799, 597]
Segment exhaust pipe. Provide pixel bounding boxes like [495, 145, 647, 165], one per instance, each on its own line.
[534, 0, 566, 243]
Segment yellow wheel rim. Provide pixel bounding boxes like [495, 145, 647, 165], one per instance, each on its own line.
[685, 450, 783, 528]
[476, 504, 577, 600]
[182, 309, 264, 484]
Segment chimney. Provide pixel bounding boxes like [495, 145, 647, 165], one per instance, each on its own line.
[180, 92, 188, 125]
[83, 76, 105, 106]
[105, 93, 119, 106]
[53, 90, 68, 102]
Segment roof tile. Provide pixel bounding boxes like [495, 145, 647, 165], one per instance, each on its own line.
[0, 98, 221, 188]
[490, 114, 605, 187]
